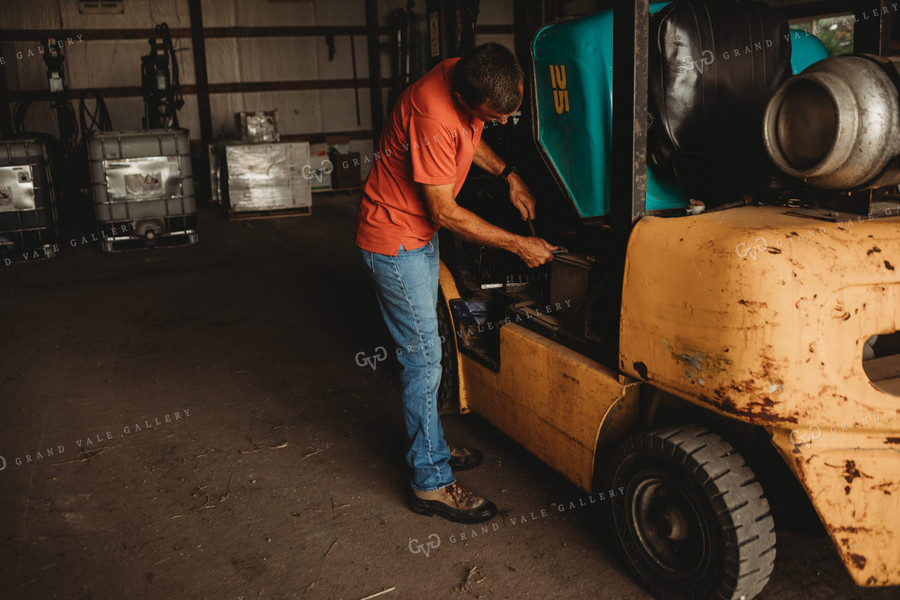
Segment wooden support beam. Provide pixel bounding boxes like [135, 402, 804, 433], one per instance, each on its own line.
[280, 130, 375, 143]
[0, 61, 12, 137]
[0, 24, 506, 42]
[0, 26, 376, 41]
[188, 0, 212, 144]
[853, 1, 893, 55]
[780, 1, 861, 20]
[6, 79, 392, 101]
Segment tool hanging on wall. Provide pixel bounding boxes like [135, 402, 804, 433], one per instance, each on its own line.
[387, 7, 409, 110]
[426, 0, 479, 67]
[13, 39, 80, 157]
[11, 40, 113, 237]
[13, 40, 110, 151]
[325, 28, 361, 126]
[44, 38, 78, 154]
[78, 90, 113, 137]
[387, 1, 426, 110]
[141, 23, 184, 130]
[351, 34, 361, 126]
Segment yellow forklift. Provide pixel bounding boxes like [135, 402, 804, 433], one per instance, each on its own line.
[435, 0, 900, 597]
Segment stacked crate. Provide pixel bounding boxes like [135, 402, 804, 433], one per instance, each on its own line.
[219, 141, 313, 219]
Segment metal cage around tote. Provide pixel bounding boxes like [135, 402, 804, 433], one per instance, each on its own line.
[0, 137, 59, 263]
[87, 128, 198, 252]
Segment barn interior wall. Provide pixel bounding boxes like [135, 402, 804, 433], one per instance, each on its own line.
[0, 0, 513, 179]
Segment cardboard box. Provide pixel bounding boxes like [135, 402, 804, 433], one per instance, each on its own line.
[329, 151, 361, 189]
[325, 135, 352, 155]
[307, 143, 332, 191]
[236, 111, 279, 142]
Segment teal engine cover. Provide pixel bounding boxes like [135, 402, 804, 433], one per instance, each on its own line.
[788, 29, 830, 74]
[532, 5, 829, 219]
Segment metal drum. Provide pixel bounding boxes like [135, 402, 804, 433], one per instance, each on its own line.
[87, 129, 198, 252]
[0, 137, 58, 264]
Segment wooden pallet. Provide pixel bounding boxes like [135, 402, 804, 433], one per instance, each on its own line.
[312, 186, 362, 195]
[1, 242, 58, 265]
[100, 231, 199, 253]
[227, 205, 312, 221]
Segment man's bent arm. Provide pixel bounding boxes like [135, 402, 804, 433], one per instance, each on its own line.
[472, 140, 505, 176]
[422, 183, 554, 267]
[472, 140, 537, 221]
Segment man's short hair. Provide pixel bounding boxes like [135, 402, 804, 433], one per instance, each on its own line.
[452, 42, 524, 114]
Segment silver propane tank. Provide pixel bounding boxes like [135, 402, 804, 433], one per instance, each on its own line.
[763, 54, 900, 190]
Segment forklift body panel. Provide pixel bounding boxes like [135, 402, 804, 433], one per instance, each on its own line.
[461, 322, 639, 493]
[770, 428, 900, 586]
[620, 206, 900, 431]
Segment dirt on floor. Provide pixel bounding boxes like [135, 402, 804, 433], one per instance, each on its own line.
[0, 193, 896, 600]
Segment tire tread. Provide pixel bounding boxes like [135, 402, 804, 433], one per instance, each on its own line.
[607, 424, 776, 600]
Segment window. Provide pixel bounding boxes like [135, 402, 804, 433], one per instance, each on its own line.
[790, 15, 855, 56]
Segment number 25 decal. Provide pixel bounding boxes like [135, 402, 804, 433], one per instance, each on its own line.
[550, 64, 569, 115]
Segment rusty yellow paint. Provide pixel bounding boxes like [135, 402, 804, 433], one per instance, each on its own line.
[620, 206, 900, 429]
[620, 205, 900, 585]
[770, 428, 900, 585]
[461, 324, 638, 492]
[439, 261, 471, 413]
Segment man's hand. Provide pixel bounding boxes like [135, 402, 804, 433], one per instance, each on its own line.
[508, 173, 537, 221]
[472, 142, 537, 220]
[513, 236, 558, 268]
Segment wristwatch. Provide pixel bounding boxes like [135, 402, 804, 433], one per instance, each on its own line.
[500, 163, 516, 181]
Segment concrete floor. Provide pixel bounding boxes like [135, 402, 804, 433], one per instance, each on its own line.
[1, 193, 896, 600]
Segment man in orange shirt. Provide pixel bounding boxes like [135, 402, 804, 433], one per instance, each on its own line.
[357, 43, 556, 524]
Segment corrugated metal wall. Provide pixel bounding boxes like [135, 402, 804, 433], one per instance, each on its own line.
[0, 0, 514, 178]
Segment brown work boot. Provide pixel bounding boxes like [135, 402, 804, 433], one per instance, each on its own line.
[409, 482, 498, 524]
[447, 443, 484, 471]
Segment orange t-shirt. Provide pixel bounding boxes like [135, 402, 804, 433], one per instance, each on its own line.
[355, 58, 484, 255]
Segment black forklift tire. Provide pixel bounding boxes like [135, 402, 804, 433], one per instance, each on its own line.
[606, 425, 776, 600]
[436, 289, 460, 415]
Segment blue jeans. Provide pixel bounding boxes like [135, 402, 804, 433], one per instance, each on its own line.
[359, 233, 455, 492]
